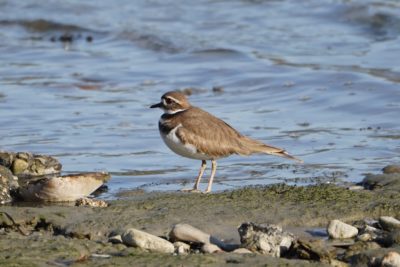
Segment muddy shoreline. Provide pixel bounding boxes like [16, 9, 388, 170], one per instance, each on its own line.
[1, 171, 400, 266]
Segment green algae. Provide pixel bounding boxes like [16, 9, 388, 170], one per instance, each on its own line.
[1, 184, 399, 266]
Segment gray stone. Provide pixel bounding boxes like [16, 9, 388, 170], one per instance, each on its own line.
[238, 222, 295, 257]
[122, 228, 174, 253]
[379, 216, 400, 232]
[327, 220, 358, 239]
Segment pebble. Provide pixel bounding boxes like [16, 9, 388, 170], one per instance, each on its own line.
[356, 233, 372, 242]
[347, 185, 364, 191]
[11, 158, 29, 174]
[75, 197, 108, 207]
[122, 228, 174, 253]
[91, 253, 111, 259]
[232, 248, 253, 254]
[327, 220, 358, 239]
[173, 241, 190, 255]
[170, 223, 210, 244]
[169, 223, 227, 250]
[381, 251, 400, 267]
[379, 216, 400, 232]
[364, 225, 382, 234]
[201, 243, 222, 254]
[108, 235, 123, 244]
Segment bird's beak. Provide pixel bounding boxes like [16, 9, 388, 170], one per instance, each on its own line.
[150, 102, 162, 108]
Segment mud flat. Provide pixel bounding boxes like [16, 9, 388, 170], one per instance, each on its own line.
[1, 170, 400, 266]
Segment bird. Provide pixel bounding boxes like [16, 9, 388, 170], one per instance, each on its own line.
[150, 91, 302, 193]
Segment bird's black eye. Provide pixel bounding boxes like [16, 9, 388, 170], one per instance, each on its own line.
[165, 98, 173, 104]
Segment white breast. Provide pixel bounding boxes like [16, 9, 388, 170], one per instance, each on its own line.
[160, 123, 212, 160]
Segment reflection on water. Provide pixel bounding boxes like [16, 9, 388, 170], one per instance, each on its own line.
[0, 0, 399, 197]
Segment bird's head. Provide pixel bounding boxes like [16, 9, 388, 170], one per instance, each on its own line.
[150, 91, 191, 114]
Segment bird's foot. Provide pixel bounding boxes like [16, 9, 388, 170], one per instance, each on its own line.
[180, 188, 202, 193]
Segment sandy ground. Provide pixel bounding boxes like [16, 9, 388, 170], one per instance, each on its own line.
[1, 179, 400, 266]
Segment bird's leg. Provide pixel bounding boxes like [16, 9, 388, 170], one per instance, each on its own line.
[194, 160, 207, 190]
[181, 160, 206, 193]
[204, 160, 217, 193]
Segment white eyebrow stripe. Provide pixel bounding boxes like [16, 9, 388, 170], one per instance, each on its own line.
[165, 96, 181, 104]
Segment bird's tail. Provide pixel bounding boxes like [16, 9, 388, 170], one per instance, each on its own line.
[240, 136, 303, 163]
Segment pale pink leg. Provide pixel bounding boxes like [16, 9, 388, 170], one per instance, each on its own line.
[204, 160, 217, 193]
[181, 160, 206, 193]
[194, 160, 207, 190]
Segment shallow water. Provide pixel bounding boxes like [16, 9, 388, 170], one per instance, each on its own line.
[0, 0, 399, 197]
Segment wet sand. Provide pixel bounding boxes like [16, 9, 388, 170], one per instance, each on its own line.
[1, 180, 400, 266]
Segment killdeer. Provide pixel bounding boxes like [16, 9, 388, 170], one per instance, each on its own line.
[150, 91, 302, 193]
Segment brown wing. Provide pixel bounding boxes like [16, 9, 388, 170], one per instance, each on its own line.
[175, 107, 252, 158]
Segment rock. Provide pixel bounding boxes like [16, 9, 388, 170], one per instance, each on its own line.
[75, 197, 108, 207]
[348, 248, 385, 266]
[328, 259, 349, 267]
[201, 243, 222, 253]
[173, 241, 190, 255]
[291, 238, 335, 262]
[0, 211, 14, 227]
[389, 229, 400, 245]
[170, 223, 210, 244]
[327, 220, 358, 239]
[9, 152, 61, 177]
[347, 185, 364, 191]
[379, 216, 400, 232]
[364, 224, 382, 234]
[0, 166, 17, 204]
[356, 233, 372, 242]
[356, 224, 385, 243]
[108, 235, 123, 244]
[122, 228, 174, 253]
[11, 158, 29, 175]
[169, 223, 228, 250]
[383, 165, 400, 174]
[238, 222, 295, 257]
[381, 251, 400, 267]
[0, 151, 15, 167]
[362, 173, 400, 192]
[343, 241, 381, 259]
[232, 248, 253, 254]
[18, 172, 110, 202]
[91, 253, 111, 259]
